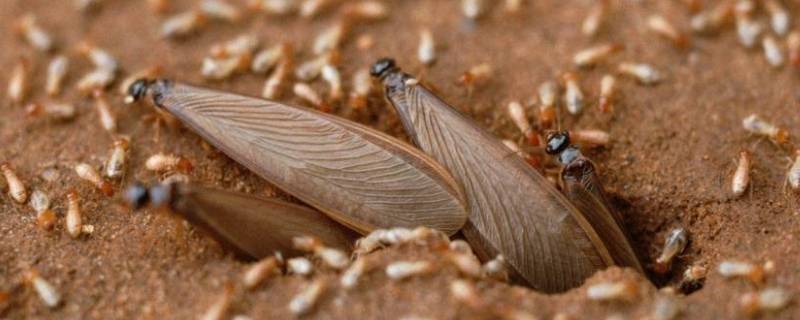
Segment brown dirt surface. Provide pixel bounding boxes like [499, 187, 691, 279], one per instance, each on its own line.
[1, 0, 799, 319]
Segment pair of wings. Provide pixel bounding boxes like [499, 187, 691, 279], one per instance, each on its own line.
[152, 81, 468, 237]
[382, 72, 641, 292]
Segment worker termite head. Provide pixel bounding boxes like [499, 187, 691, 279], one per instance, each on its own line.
[678, 264, 706, 293]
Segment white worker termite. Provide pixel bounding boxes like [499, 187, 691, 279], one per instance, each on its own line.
[449, 279, 481, 308]
[105, 138, 130, 179]
[618, 63, 662, 85]
[598, 74, 616, 113]
[731, 150, 751, 198]
[161, 10, 207, 39]
[740, 287, 792, 316]
[562, 72, 584, 115]
[461, 0, 486, 21]
[586, 280, 638, 302]
[679, 264, 707, 292]
[504, 0, 521, 13]
[242, 255, 282, 289]
[446, 252, 482, 279]
[201, 0, 242, 23]
[2, 162, 27, 203]
[582, 0, 608, 37]
[25, 103, 76, 122]
[734, 3, 762, 49]
[651, 293, 683, 320]
[287, 257, 313, 276]
[16, 14, 54, 52]
[653, 227, 689, 274]
[787, 150, 800, 191]
[690, 2, 734, 35]
[646, 15, 689, 48]
[742, 114, 789, 145]
[65, 190, 83, 238]
[312, 22, 347, 55]
[251, 43, 289, 74]
[762, 36, 784, 68]
[321, 64, 343, 101]
[573, 43, 622, 68]
[78, 42, 119, 73]
[8, 58, 30, 105]
[288, 279, 326, 316]
[718, 260, 765, 284]
[418, 28, 436, 66]
[46, 55, 69, 97]
[458, 63, 492, 95]
[202, 56, 245, 80]
[386, 261, 433, 280]
[295, 51, 336, 81]
[200, 285, 233, 320]
[93, 90, 117, 133]
[764, 0, 790, 36]
[75, 163, 114, 197]
[341, 1, 388, 22]
[482, 255, 508, 282]
[24, 270, 61, 308]
[340, 258, 369, 289]
[348, 68, 372, 109]
[506, 101, 539, 146]
[293, 235, 349, 269]
[30, 190, 56, 230]
[248, 0, 296, 15]
[145, 153, 193, 173]
[569, 129, 610, 147]
[76, 69, 115, 94]
[537, 81, 557, 128]
[262, 59, 291, 99]
[299, 0, 331, 18]
[293, 83, 330, 112]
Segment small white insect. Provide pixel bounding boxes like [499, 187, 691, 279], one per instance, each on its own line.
[16, 14, 54, 52]
[742, 114, 789, 144]
[8, 58, 30, 105]
[66, 190, 82, 238]
[78, 42, 118, 73]
[446, 252, 482, 278]
[690, 3, 734, 34]
[718, 260, 764, 283]
[569, 129, 610, 146]
[295, 53, 333, 81]
[740, 287, 792, 316]
[762, 36, 784, 68]
[735, 14, 762, 49]
[200, 0, 242, 22]
[76, 68, 115, 94]
[299, 0, 331, 18]
[145, 153, 192, 173]
[105, 138, 130, 179]
[354, 227, 445, 256]
[586, 280, 638, 302]
[25, 102, 77, 121]
[449, 279, 481, 308]
[200, 285, 233, 320]
[764, 0, 790, 36]
[482, 255, 508, 282]
[2, 162, 27, 203]
[731, 151, 751, 198]
[342, 1, 388, 21]
[598, 74, 616, 113]
[506, 101, 532, 139]
[618, 63, 662, 85]
[340, 258, 368, 289]
[651, 294, 683, 320]
[75, 163, 113, 196]
[418, 28, 436, 66]
[210, 34, 259, 59]
[504, 0, 522, 13]
[573, 43, 622, 68]
[386, 261, 432, 280]
[321, 64, 343, 100]
[92, 91, 116, 133]
[251, 43, 289, 74]
[202, 56, 245, 80]
[288, 279, 326, 316]
[30, 190, 50, 215]
[293, 82, 327, 110]
[312, 22, 347, 55]
[287, 257, 313, 276]
[160, 10, 206, 39]
[24, 270, 61, 308]
[262, 59, 290, 99]
[646, 15, 688, 47]
[653, 228, 689, 274]
[46, 55, 69, 97]
[562, 72, 584, 115]
[788, 150, 800, 190]
[249, 0, 296, 15]
[348, 68, 372, 109]
[461, 0, 486, 20]
[582, 1, 607, 37]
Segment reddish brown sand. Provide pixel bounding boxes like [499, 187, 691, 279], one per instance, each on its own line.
[1, 0, 799, 319]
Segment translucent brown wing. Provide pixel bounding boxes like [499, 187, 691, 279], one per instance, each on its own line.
[146, 80, 467, 235]
[379, 72, 614, 292]
[168, 184, 358, 258]
[561, 159, 644, 272]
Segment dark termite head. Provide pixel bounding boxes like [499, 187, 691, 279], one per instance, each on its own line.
[545, 131, 571, 155]
[125, 79, 153, 104]
[370, 58, 398, 79]
[123, 181, 176, 210]
[125, 78, 172, 106]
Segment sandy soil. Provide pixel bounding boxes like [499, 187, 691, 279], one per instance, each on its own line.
[0, 0, 798, 319]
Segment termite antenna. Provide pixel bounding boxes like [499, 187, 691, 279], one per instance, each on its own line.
[370, 58, 398, 79]
[545, 131, 571, 155]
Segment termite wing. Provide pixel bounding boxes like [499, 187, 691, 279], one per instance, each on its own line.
[127, 79, 467, 236]
[124, 182, 357, 258]
[372, 58, 642, 292]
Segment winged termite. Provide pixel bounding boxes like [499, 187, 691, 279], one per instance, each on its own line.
[124, 182, 358, 258]
[372, 58, 642, 292]
[126, 79, 467, 236]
